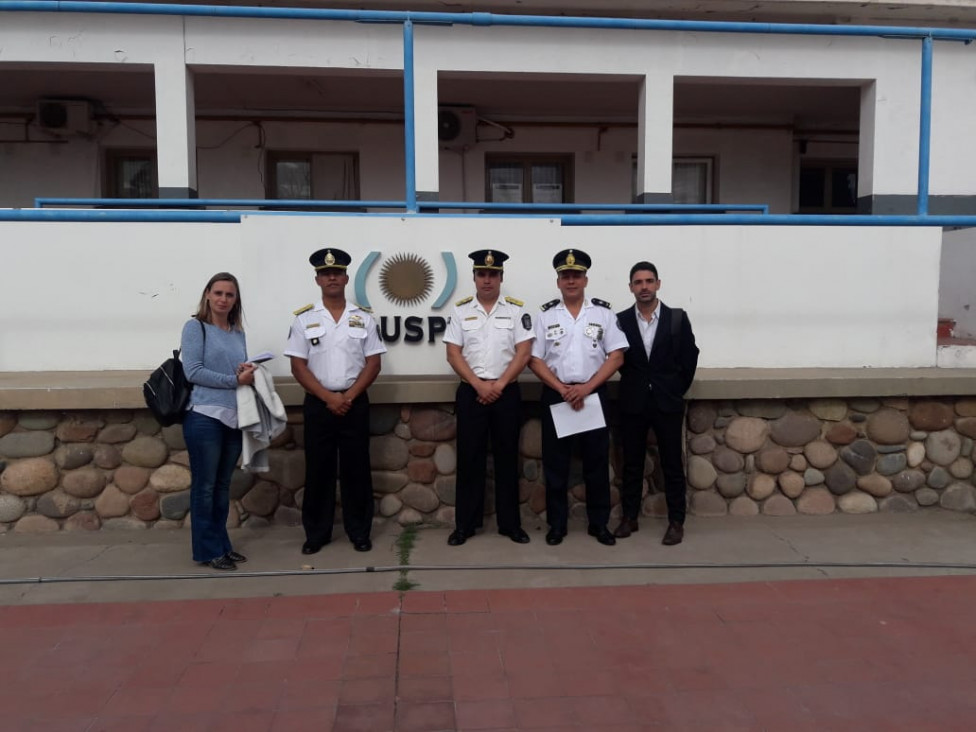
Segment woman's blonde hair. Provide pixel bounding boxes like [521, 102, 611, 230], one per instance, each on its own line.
[193, 272, 244, 329]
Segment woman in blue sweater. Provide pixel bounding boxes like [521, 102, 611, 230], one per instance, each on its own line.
[181, 272, 255, 570]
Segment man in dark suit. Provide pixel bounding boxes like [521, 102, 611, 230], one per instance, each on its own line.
[615, 261, 699, 545]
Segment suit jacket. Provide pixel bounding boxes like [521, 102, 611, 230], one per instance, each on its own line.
[617, 302, 700, 414]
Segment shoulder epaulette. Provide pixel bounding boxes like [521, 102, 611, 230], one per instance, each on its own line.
[592, 298, 612, 309]
[293, 303, 314, 316]
[355, 303, 373, 313]
[455, 295, 473, 306]
[541, 299, 559, 311]
[504, 296, 524, 307]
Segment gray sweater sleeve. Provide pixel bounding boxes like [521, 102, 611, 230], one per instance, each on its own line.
[181, 319, 238, 390]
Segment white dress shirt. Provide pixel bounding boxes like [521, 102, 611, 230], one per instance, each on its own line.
[531, 298, 628, 383]
[444, 295, 534, 379]
[284, 301, 386, 391]
[635, 302, 660, 359]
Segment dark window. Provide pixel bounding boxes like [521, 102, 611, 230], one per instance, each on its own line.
[485, 155, 573, 204]
[672, 158, 714, 204]
[798, 161, 857, 213]
[104, 150, 158, 198]
[266, 152, 359, 201]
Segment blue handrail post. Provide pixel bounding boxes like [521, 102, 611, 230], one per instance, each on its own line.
[918, 35, 933, 216]
[403, 19, 418, 214]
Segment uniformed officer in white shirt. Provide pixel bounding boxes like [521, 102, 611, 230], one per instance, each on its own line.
[285, 247, 387, 555]
[529, 248, 628, 547]
[444, 249, 535, 546]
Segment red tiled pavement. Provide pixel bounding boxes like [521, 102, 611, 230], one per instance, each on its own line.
[4, 576, 976, 730]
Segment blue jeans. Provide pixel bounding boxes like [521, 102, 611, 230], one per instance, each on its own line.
[183, 410, 241, 562]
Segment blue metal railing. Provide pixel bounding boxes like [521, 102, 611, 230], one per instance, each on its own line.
[32, 198, 408, 209]
[33, 198, 770, 214]
[918, 36, 934, 216]
[7, 2, 976, 41]
[402, 20, 418, 214]
[5, 1, 976, 225]
[6, 208, 976, 227]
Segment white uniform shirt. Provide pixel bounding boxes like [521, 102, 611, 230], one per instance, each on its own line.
[531, 298, 628, 383]
[636, 302, 660, 359]
[444, 295, 535, 379]
[284, 302, 387, 391]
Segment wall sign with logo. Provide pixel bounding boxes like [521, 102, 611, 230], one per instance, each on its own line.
[354, 251, 457, 344]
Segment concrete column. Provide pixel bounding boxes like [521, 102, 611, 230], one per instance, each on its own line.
[153, 60, 197, 198]
[635, 72, 674, 204]
[857, 76, 920, 214]
[413, 65, 440, 201]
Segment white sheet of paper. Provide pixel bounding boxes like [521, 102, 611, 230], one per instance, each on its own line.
[549, 394, 606, 438]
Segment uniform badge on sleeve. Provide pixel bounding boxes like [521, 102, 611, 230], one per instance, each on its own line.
[522, 313, 532, 329]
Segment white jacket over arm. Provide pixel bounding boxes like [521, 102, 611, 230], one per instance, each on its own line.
[237, 364, 287, 472]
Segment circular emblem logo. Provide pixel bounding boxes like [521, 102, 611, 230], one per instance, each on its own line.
[379, 253, 434, 306]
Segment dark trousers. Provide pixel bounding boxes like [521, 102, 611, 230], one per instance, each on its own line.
[455, 381, 522, 535]
[540, 385, 611, 532]
[302, 392, 374, 545]
[620, 405, 687, 525]
[183, 410, 241, 563]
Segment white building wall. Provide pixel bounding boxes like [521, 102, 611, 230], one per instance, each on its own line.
[414, 25, 923, 199]
[930, 42, 976, 196]
[675, 128, 794, 212]
[0, 217, 941, 373]
[183, 18, 403, 70]
[940, 228, 976, 339]
[0, 10, 953, 201]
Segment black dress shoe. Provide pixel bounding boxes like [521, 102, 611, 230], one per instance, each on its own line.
[225, 550, 247, 563]
[613, 519, 639, 539]
[499, 527, 530, 544]
[205, 555, 237, 571]
[545, 529, 565, 546]
[301, 541, 324, 555]
[353, 538, 372, 552]
[588, 525, 616, 546]
[447, 529, 474, 546]
[662, 522, 684, 546]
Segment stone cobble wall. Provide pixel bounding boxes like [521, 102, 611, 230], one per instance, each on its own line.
[1, 397, 975, 532]
[684, 397, 976, 517]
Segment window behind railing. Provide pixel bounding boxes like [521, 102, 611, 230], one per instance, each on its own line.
[798, 160, 857, 213]
[103, 149, 158, 198]
[266, 151, 360, 201]
[485, 154, 574, 204]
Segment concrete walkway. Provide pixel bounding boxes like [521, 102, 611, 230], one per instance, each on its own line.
[2, 511, 976, 731]
[1, 511, 974, 605]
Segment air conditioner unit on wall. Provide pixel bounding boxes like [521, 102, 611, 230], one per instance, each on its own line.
[438, 105, 477, 148]
[36, 99, 94, 136]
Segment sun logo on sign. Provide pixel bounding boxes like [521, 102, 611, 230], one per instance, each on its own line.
[353, 251, 457, 310]
[379, 252, 434, 306]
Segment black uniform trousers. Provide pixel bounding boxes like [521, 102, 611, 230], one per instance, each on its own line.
[454, 381, 522, 535]
[302, 392, 374, 546]
[620, 404, 687, 525]
[540, 384, 611, 533]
